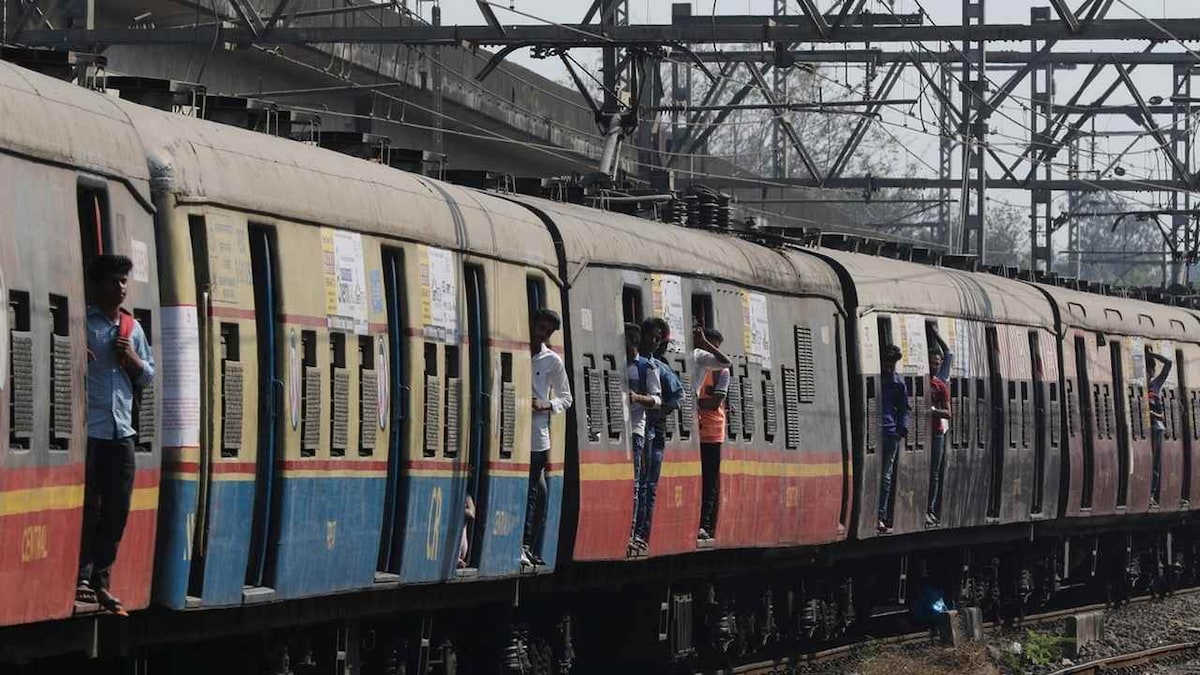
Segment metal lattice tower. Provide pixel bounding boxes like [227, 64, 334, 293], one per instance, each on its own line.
[959, 0, 987, 259]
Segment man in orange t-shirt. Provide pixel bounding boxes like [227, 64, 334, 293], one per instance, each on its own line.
[694, 325, 731, 541]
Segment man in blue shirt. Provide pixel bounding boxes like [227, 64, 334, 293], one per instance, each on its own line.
[877, 343, 909, 533]
[78, 255, 154, 615]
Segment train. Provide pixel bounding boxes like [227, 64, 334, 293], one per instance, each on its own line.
[2, 55, 1200, 673]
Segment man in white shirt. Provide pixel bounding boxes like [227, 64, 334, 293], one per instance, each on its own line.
[523, 308, 572, 567]
[625, 322, 661, 555]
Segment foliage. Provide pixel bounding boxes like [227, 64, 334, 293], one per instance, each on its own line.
[1022, 630, 1068, 667]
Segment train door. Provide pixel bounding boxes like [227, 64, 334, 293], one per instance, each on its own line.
[1110, 340, 1130, 508]
[377, 249, 407, 576]
[463, 264, 490, 568]
[985, 326, 1004, 519]
[246, 226, 281, 589]
[1075, 335, 1095, 509]
[1030, 331, 1047, 515]
[1178, 349, 1192, 505]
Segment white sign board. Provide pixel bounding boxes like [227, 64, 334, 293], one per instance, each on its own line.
[160, 306, 201, 448]
[322, 228, 369, 335]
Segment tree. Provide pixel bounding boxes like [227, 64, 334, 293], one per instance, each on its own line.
[1054, 192, 1164, 286]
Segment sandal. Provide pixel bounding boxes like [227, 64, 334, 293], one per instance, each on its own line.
[95, 590, 128, 617]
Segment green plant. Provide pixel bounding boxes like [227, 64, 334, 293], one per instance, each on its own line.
[1022, 630, 1067, 667]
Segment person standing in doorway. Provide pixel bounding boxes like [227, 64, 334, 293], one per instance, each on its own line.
[631, 317, 669, 554]
[926, 327, 953, 526]
[78, 255, 155, 615]
[626, 323, 661, 556]
[523, 308, 572, 568]
[1147, 347, 1173, 507]
[878, 344, 909, 534]
[694, 325, 731, 541]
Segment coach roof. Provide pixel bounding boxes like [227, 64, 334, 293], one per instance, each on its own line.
[507, 194, 843, 299]
[1035, 283, 1198, 341]
[118, 100, 556, 268]
[0, 61, 149, 187]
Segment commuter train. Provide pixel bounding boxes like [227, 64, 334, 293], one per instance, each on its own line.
[2, 56, 1199, 671]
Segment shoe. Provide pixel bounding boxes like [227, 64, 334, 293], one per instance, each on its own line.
[925, 512, 937, 527]
[877, 520, 893, 534]
[529, 550, 546, 566]
[76, 581, 96, 604]
[95, 589, 128, 616]
[632, 536, 648, 553]
[520, 548, 535, 567]
[697, 528, 713, 541]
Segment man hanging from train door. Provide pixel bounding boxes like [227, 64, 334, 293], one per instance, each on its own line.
[78, 255, 155, 615]
[926, 326, 953, 527]
[523, 308, 572, 568]
[694, 324, 732, 542]
[625, 323, 661, 557]
[878, 343, 909, 534]
[1146, 346, 1173, 507]
[632, 317, 686, 555]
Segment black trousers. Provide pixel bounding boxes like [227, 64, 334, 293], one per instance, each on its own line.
[523, 451, 548, 550]
[79, 437, 136, 592]
[700, 442, 722, 532]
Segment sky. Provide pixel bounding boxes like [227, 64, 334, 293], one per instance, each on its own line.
[425, 1, 1200, 264]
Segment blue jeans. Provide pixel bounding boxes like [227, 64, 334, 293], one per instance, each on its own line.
[631, 434, 647, 538]
[878, 435, 901, 523]
[927, 433, 946, 515]
[634, 426, 665, 541]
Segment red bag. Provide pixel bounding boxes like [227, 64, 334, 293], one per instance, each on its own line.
[117, 309, 134, 366]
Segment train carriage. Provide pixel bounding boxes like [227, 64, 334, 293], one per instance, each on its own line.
[0, 60, 162, 625]
[508, 197, 851, 561]
[119, 99, 564, 609]
[803, 246, 1060, 539]
[1032, 284, 1200, 519]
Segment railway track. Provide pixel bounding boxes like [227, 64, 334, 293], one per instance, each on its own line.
[708, 586, 1200, 675]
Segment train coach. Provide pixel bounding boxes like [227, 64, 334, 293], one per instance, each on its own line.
[5, 55, 1200, 673]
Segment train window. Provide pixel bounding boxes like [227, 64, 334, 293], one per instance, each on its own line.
[358, 336, 377, 457]
[691, 293, 714, 330]
[726, 363, 745, 442]
[76, 180, 110, 267]
[8, 290, 32, 451]
[1020, 382, 1030, 449]
[329, 333, 349, 458]
[739, 368, 755, 441]
[603, 354, 623, 440]
[761, 370, 777, 443]
[220, 323, 244, 458]
[622, 285, 643, 325]
[48, 295, 71, 452]
[132, 308, 155, 453]
[876, 315, 894, 352]
[781, 366, 800, 450]
[975, 379, 987, 450]
[499, 352, 515, 458]
[1138, 314, 1155, 327]
[526, 275, 546, 319]
[300, 330, 320, 457]
[864, 376, 876, 454]
[1104, 309, 1123, 324]
[794, 325, 816, 404]
[582, 354, 602, 443]
[1067, 303, 1086, 319]
[1008, 381, 1018, 449]
[423, 343, 440, 457]
[1066, 380, 1076, 437]
[443, 345, 461, 458]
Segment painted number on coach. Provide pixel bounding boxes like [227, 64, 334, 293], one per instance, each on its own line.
[425, 487, 443, 561]
[21, 524, 47, 562]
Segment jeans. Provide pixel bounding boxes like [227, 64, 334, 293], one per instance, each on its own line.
[630, 434, 647, 538]
[634, 426, 665, 541]
[523, 451, 548, 550]
[1151, 427, 1164, 502]
[877, 435, 901, 524]
[79, 437, 136, 592]
[927, 433, 947, 515]
[700, 442, 722, 532]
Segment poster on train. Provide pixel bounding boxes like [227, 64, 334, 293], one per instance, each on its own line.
[650, 273, 684, 351]
[1130, 336, 1147, 385]
[743, 292, 771, 367]
[419, 245, 458, 342]
[321, 228, 369, 335]
[951, 318, 973, 378]
[1157, 340, 1178, 387]
[898, 314, 927, 374]
[160, 306, 201, 448]
[207, 219, 253, 306]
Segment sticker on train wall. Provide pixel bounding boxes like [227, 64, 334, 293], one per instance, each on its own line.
[899, 315, 927, 374]
[160, 306, 202, 448]
[369, 269, 385, 315]
[580, 308, 593, 332]
[1160, 340, 1178, 388]
[742, 292, 771, 368]
[377, 337, 389, 430]
[1130, 336, 1147, 385]
[289, 329, 301, 430]
[131, 239, 150, 283]
[651, 274, 685, 350]
[951, 318, 973, 378]
[418, 246, 458, 343]
[206, 219, 254, 306]
[321, 228, 369, 335]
